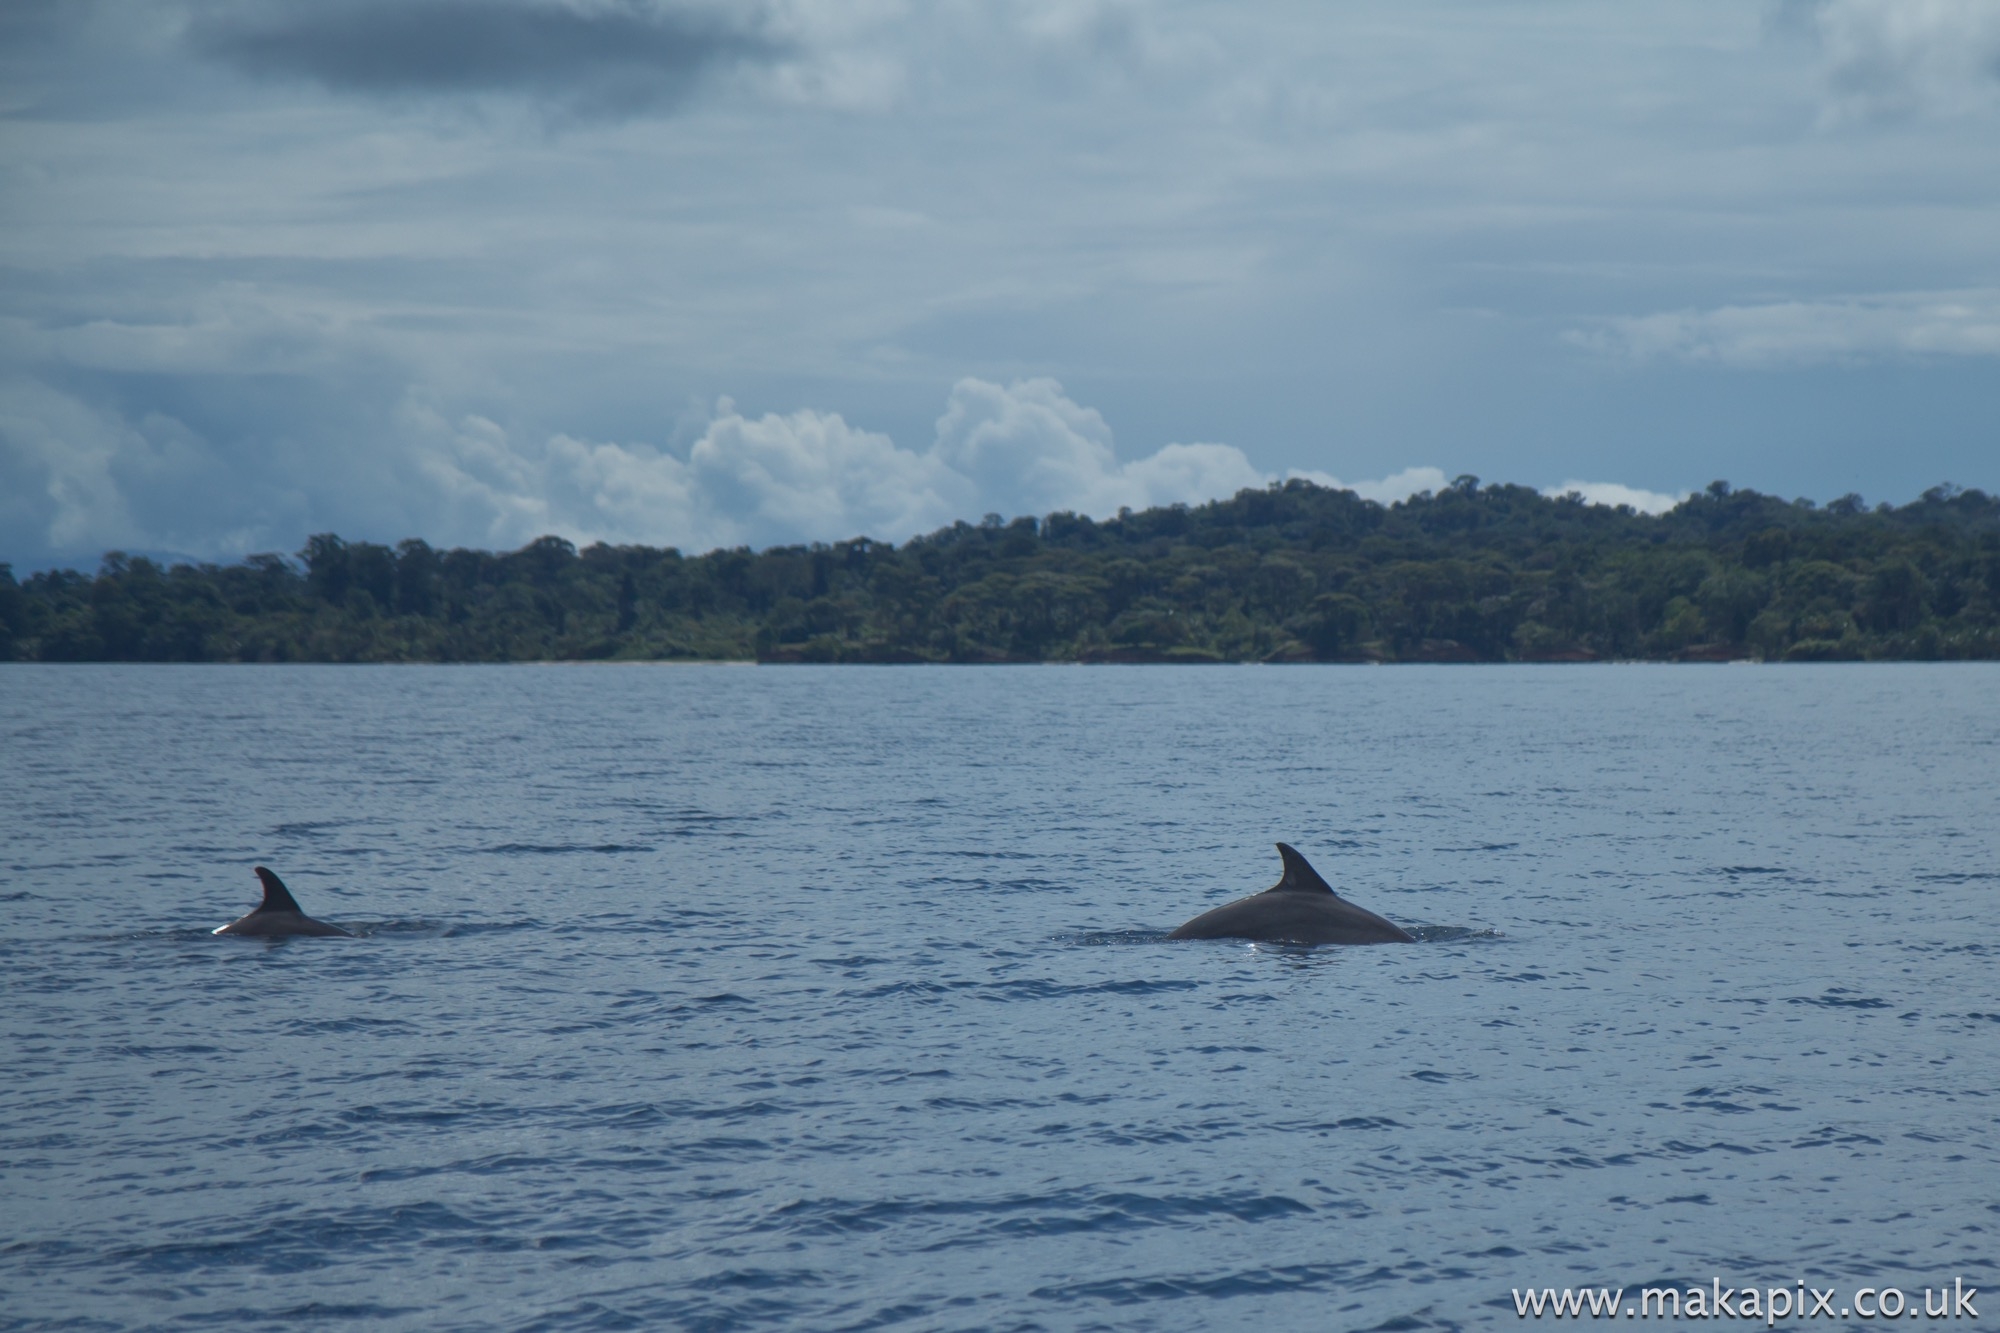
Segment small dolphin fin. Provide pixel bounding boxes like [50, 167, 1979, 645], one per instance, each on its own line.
[1271, 842, 1336, 894]
[253, 865, 305, 915]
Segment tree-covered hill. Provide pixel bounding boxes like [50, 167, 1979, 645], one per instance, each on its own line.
[5, 478, 1998, 664]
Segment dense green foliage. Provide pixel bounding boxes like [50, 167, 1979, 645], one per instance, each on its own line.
[6, 479, 1999, 664]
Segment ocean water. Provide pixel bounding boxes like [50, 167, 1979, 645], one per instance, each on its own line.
[1, 663, 1996, 1332]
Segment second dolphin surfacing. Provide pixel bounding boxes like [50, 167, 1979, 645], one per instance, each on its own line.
[1169, 843, 1413, 945]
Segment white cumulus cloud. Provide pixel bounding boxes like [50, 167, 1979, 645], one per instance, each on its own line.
[552, 402, 966, 552]
[930, 377, 1269, 520]
[7, 372, 1608, 567]
[1287, 465, 1453, 506]
[392, 378, 1472, 556]
[0, 380, 144, 555]
[1541, 480, 1689, 516]
[408, 407, 556, 549]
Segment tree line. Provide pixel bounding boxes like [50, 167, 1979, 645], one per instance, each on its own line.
[4, 478, 1998, 664]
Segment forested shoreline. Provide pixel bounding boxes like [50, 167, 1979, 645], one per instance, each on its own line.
[4, 478, 1998, 665]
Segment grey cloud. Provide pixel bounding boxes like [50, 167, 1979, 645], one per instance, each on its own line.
[1570, 291, 2000, 367]
[192, 0, 787, 115]
[10, 0, 2000, 553]
[1786, 0, 2000, 121]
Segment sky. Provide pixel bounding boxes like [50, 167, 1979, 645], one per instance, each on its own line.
[3, 0, 1998, 569]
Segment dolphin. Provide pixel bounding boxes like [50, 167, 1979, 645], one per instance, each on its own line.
[213, 866, 354, 938]
[1169, 843, 1413, 945]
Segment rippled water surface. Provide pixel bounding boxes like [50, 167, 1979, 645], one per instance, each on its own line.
[2, 663, 1997, 1331]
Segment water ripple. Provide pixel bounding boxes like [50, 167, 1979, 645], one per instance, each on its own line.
[2, 663, 1995, 1332]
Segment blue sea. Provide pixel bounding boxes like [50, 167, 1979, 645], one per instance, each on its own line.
[2, 663, 1996, 1332]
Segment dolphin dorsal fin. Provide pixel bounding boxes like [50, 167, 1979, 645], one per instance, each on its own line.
[1271, 843, 1336, 894]
[253, 866, 304, 914]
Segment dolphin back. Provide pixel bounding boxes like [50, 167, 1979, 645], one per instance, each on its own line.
[1168, 842, 1414, 944]
[214, 866, 354, 938]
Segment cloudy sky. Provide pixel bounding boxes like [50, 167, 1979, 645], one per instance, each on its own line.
[4, 0, 1998, 567]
